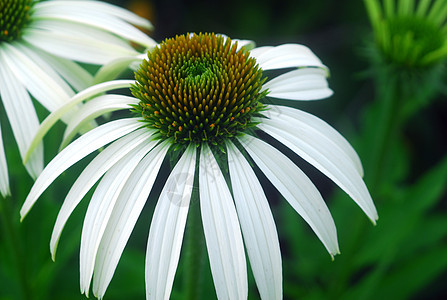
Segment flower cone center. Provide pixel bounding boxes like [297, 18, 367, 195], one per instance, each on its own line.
[0, 0, 33, 42]
[132, 33, 267, 145]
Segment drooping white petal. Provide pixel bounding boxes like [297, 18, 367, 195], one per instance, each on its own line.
[257, 118, 378, 223]
[93, 55, 144, 84]
[21, 44, 93, 91]
[261, 105, 364, 176]
[20, 118, 143, 220]
[50, 128, 153, 258]
[34, 0, 154, 30]
[0, 52, 43, 178]
[262, 68, 333, 100]
[28, 19, 135, 51]
[61, 95, 139, 149]
[227, 141, 282, 300]
[146, 145, 196, 300]
[32, 4, 155, 48]
[23, 28, 138, 65]
[239, 135, 339, 256]
[250, 44, 326, 70]
[199, 144, 247, 300]
[0, 126, 10, 198]
[80, 139, 158, 296]
[92, 141, 170, 299]
[24, 80, 133, 163]
[1, 42, 72, 111]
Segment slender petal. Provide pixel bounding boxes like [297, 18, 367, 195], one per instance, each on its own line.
[92, 141, 170, 299]
[32, 5, 155, 48]
[227, 141, 282, 300]
[146, 145, 196, 300]
[261, 105, 364, 176]
[199, 144, 247, 300]
[1, 43, 72, 111]
[262, 68, 333, 100]
[93, 55, 145, 84]
[80, 139, 158, 296]
[0, 125, 10, 198]
[0, 53, 43, 178]
[28, 19, 135, 50]
[50, 128, 153, 258]
[61, 95, 139, 149]
[239, 135, 339, 256]
[23, 28, 138, 65]
[250, 44, 326, 70]
[24, 80, 133, 163]
[257, 117, 378, 223]
[34, 0, 154, 30]
[23, 45, 94, 91]
[21, 118, 143, 220]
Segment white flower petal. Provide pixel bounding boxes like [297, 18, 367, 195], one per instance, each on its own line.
[22, 45, 94, 91]
[34, 0, 154, 30]
[262, 68, 333, 100]
[61, 95, 139, 149]
[239, 135, 339, 256]
[199, 144, 247, 300]
[227, 141, 282, 300]
[20, 118, 143, 220]
[1, 43, 72, 111]
[257, 119, 378, 223]
[250, 44, 326, 70]
[93, 56, 144, 84]
[50, 128, 153, 258]
[24, 80, 133, 163]
[28, 19, 135, 50]
[32, 5, 155, 48]
[0, 126, 10, 198]
[13, 42, 93, 92]
[0, 54, 44, 178]
[23, 28, 138, 65]
[92, 141, 170, 299]
[146, 145, 196, 300]
[80, 139, 158, 296]
[261, 105, 364, 176]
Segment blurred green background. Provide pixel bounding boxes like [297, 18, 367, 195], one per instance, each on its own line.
[1, 0, 447, 299]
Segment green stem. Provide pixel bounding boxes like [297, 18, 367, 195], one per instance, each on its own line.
[183, 188, 205, 300]
[0, 196, 33, 300]
[366, 75, 402, 195]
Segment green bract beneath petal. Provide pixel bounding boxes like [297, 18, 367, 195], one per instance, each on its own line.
[0, 0, 34, 42]
[132, 33, 267, 145]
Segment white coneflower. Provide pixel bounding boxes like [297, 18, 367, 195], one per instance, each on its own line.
[0, 0, 156, 197]
[21, 33, 378, 299]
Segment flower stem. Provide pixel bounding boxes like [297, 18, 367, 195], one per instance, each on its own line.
[365, 75, 402, 194]
[0, 196, 33, 300]
[183, 188, 205, 300]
